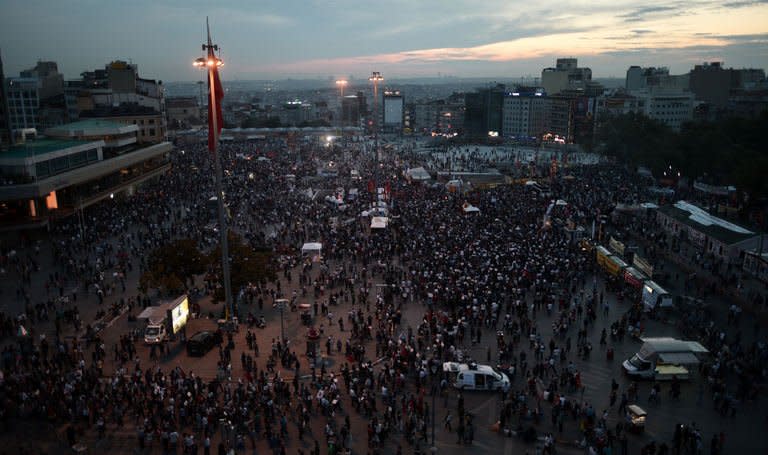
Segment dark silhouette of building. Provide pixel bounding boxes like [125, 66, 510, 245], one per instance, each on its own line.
[464, 84, 505, 138]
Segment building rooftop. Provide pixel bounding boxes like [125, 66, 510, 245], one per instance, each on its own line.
[45, 119, 138, 137]
[79, 104, 161, 117]
[3, 139, 94, 159]
[658, 200, 757, 245]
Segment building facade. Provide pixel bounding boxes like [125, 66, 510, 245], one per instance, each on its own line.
[382, 90, 404, 134]
[0, 119, 171, 230]
[5, 77, 39, 131]
[656, 200, 763, 264]
[541, 58, 592, 95]
[464, 84, 505, 138]
[636, 88, 694, 131]
[166, 97, 200, 129]
[502, 88, 547, 138]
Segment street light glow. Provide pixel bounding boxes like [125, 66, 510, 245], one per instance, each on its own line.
[368, 71, 384, 82]
[194, 57, 224, 68]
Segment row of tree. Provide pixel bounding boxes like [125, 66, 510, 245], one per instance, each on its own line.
[595, 111, 768, 204]
[139, 234, 275, 302]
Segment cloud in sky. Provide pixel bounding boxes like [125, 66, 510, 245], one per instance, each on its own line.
[0, 0, 765, 81]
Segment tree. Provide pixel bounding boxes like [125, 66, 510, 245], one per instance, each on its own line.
[208, 232, 276, 304]
[241, 116, 282, 128]
[139, 239, 207, 296]
[597, 111, 768, 204]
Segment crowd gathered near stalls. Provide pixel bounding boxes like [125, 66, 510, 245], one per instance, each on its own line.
[0, 135, 765, 455]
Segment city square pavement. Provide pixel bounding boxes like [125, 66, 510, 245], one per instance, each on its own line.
[1, 225, 767, 455]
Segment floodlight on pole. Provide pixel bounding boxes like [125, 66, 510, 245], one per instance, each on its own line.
[369, 72, 383, 162]
[335, 79, 348, 98]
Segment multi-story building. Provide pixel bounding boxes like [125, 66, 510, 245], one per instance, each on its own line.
[634, 88, 694, 131]
[437, 101, 464, 135]
[410, 97, 464, 135]
[20, 61, 63, 101]
[106, 60, 138, 93]
[341, 92, 366, 127]
[79, 104, 166, 143]
[689, 62, 766, 109]
[166, 97, 200, 129]
[464, 84, 505, 138]
[727, 89, 768, 119]
[73, 61, 167, 142]
[64, 80, 84, 123]
[532, 91, 596, 146]
[541, 58, 592, 96]
[6, 77, 39, 131]
[689, 62, 731, 108]
[593, 92, 646, 136]
[0, 119, 171, 229]
[626, 66, 689, 92]
[382, 90, 404, 134]
[0, 51, 11, 147]
[411, 100, 440, 133]
[502, 87, 547, 139]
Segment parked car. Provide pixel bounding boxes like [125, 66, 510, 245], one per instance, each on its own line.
[186, 331, 218, 357]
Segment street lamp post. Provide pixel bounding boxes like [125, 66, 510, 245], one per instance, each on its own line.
[275, 298, 288, 344]
[369, 71, 383, 161]
[194, 20, 235, 327]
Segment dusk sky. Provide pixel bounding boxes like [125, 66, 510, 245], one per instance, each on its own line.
[1, 0, 767, 82]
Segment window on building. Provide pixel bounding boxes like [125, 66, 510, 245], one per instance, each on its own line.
[69, 151, 87, 166]
[50, 156, 69, 172]
[36, 161, 51, 178]
[149, 128, 156, 136]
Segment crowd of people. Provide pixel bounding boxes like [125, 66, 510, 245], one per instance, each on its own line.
[0, 135, 765, 455]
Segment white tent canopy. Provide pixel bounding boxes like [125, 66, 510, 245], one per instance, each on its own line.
[462, 202, 480, 213]
[301, 242, 322, 254]
[371, 217, 389, 229]
[406, 167, 431, 181]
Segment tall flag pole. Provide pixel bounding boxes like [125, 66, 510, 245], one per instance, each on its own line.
[202, 18, 234, 323]
[206, 19, 223, 153]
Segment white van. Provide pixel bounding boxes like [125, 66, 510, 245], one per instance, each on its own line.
[641, 281, 673, 311]
[144, 323, 167, 344]
[443, 362, 510, 391]
[623, 337, 708, 380]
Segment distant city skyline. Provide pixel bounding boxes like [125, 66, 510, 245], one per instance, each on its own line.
[0, 0, 766, 83]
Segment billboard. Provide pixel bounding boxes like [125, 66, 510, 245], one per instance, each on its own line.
[166, 295, 190, 335]
[633, 255, 654, 278]
[609, 237, 625, 256]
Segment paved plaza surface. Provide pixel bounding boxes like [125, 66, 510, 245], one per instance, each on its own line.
[0, 141, 766, 455]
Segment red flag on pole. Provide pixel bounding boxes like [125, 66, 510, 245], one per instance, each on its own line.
[206, 21, 224, 152]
